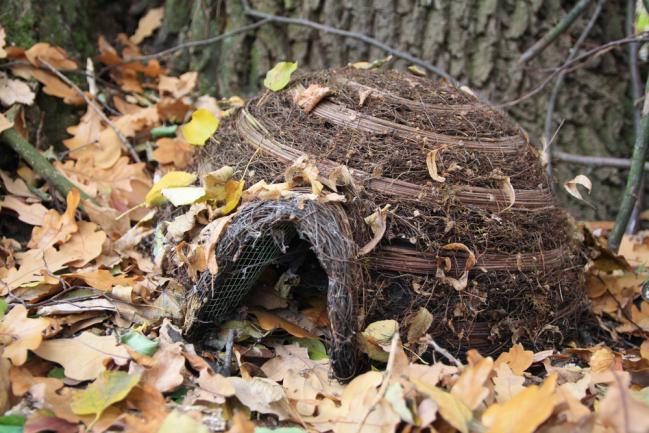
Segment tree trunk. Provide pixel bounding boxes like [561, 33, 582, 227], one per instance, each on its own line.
[159, 0, 631, 219]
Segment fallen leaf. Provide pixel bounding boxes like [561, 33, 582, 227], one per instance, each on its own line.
[141, 341, 186, 393]
[293, 84, 332, 113]
[33, 331, 130, 381]
[0, 73, 35, 106]
[0, 171, 38, 198]
[0, 112, 12, 133]
[492, 363, 525, 403]
[153, 137, 194, 169]
[589, 347, 615, 373]
[414, 380, 472, 433]
[358, 206, 389, 256]
[250, 309, 318, 339]
[158, 72, 198, 99]
[71, 370, 141, 425]
[65, 269, 141, 292]
[564, 174, 592, 202]
[0, 26, 6, 58]
[496, 175, 516, 211]
[26, 68, 83, 105]
[180, 108, 218, 146]
[228, 377, 291, 420]
[0, 195, 48, 225]
[24, 410, 77, 433]
[130, 7, 165, 45]
[121, 332, 158, 356]
[360, 320, 398, 362]
[264, 62, 298, 92]
[25, 43, 76, 70]
[406, 307, 433, 344]
[0, 305, 50, 365]
[28, 189, 80, 250]
[158, 410, 208, 433]
[145, 171, 197, 206]
[482, 373, 558, 433]
[451, 352, 493, 410]
[436, 243, 476, 291]
[426, 147, 446, 182]
[494, 344, 534, 376]
[598, 372, 649, 433]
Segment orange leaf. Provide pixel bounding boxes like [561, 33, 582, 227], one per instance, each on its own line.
[130, 7, 165, 45]
[250, 309, 318, 339]
[494, 344, 534, 376]
[28, 189, 80, 250]
[153, 138, 194, 169]
[64, 269, 142, 292]
[25, 43, 77, 71]
[158, 72, 198, 99]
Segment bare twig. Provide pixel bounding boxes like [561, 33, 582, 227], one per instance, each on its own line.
[242, 3, 461, 87]
[124, 19, 270, 63]
[626, 0, 644, 234]
[519, 0, 594, 64]
[543, 0, 604, 179]
[38, 59, 141, 163]
[501, 33, 649, 108]
[609, 73, 649, 252]
[553, 150, 649, 170]
[426, 336, 463, 369]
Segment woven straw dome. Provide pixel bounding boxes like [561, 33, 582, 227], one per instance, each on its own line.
[177, 68, 587, 380]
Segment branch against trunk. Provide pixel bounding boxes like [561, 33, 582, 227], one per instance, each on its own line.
[554, 151, 649, 170]
[519, 0, 594, 64]
[609, 75, 649, 252]
[0, 106, 93, 202]
[242, 3, 461, 87]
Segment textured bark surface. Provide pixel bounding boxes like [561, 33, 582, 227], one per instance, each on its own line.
[159, 0, 632, 218]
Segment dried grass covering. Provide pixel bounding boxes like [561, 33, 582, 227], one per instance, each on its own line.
[177, 67, 587, 379]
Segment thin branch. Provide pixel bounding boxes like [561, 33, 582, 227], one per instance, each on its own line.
[543, 0, 605, 179]
[426, 336, 463, 369]
[0, 106, 95, 203]
[38, 59, 141, 163]
[553, 150, 649, 171]
[242, 3, 461, 87]
[519, 0, 594, 64]
[626, 0, 644, 234]
[501, 33, 649, 108]
[609, 73, 649, 252]
[124, 19, 270, 63]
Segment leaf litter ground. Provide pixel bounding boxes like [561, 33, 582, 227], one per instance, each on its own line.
[0, 11, 648, 433]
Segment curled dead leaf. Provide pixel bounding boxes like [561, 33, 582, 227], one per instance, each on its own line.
[293, 84, 333, 113]
[426, 147, 447, 183]
[358, 205, 390, 256]
[563, 174, 592, 202]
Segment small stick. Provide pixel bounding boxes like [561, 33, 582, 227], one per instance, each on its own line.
[38, 59, 141, 163]
[1, 106, 94, 203]
[426, 336, 463, 369]
[519, 0, 594, 64]
[609, 73, 649, 252]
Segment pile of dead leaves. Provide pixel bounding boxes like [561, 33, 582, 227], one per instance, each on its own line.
[0, 8, 649, 433]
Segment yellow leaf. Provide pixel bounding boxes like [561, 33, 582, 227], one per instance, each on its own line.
[360, 319, 398, 362]
[220, 179, 244, 215]
[494, 343, 534, 376]
[482, 373, 558, 433]
[264, 61, 298, 91]
[414, 379, 472, 433]
[406, 307, 433, 344]
[145, 171, 197, 206]
[0, 305, 50, 366]
[203, 166, 234, 201]
[180, 108, 219, 146]
[451, 353, 494, 410]
[161, 186, 206, 206]
[71, 370, 141, 426]
[158, 410, 209, 433]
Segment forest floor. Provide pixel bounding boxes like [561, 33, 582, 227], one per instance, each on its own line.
[1, 9, 649, 433]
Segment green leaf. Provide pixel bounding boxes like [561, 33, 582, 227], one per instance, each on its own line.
[169, 387, 188, 403]
[263, 62, 298, 92]
[0, 298, 7, 319]
[151, 125, 178, 139]
[255, 427, 307, 433]
[47, 367, 65, 379]
[158, 411, 209, 433]
[71, 371, 141, 426]
[0, 415, 25, 426]
[120, 332, 159, 356]
[293, 337, 328, 360]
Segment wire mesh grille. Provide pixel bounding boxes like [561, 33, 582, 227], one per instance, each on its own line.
[191, 222, 296, 326]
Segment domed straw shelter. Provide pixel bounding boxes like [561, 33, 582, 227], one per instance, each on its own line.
[172, 68, 587, 380]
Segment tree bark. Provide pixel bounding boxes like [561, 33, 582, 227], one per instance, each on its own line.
[158, 0, 631, 219]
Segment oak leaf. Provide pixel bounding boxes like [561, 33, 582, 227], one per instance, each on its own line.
[0, 195, 48, 225]
[141, 341, 186, 393]
[25, 43, 76, 70]
[28, 189, 80, 250]
[158, 72, 198, 99]
[130, 7, 165, 45]
[153, 137, 194, 169]
[0, 73, 35, 106]
[494, 343, 534, 376]
[293, 84, 332, 113]
[451, 352, 494, 410]
[0, 305, 50, 365]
